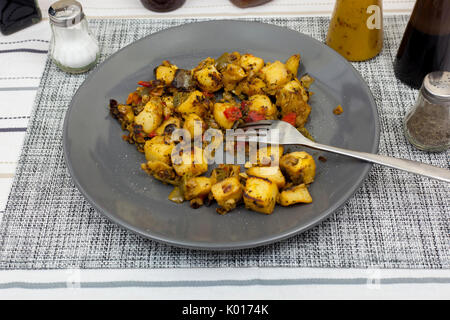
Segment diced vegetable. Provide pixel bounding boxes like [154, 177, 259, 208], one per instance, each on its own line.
[333, 105, 344, 115]
[248, 94, 276, 119]
[240, 54, 264, 74]
[168, 186, 184, 203]
[285, 54, 301, 76]
[280, 151, 316, 184]
[281, 112, 297, 126]
[134, 101, 163, 134]
[194, 60, 223, 93]
[243, 176, 279, 214]
[246, 166, 286, 189]
[211, 177, 243, 214]
[276, 80, 311, 128]
[172, 147, 208, 177]
[210, 164, 241, 185]
[260, 61, 290, 95]
[141, 160, 179, 185]
[245, 110, 266, 123]
[256, 145, 284, 166]
[172, 69, 195, 91]
[300, 74, 315, 89]
[183, 113, 206, 139]
[144, 136, 174, 164]
[279, 184, 312, 206]
[154, 60, 177, 85]
[223, 106, 242, 121]
[214, 102, 238, 129]
[221, 63, 246, 92]
[183, 176, 212, 201]
[176, 90, 208, 117]
[155, 116, 181, 136]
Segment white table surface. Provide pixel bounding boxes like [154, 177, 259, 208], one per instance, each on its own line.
[1, 0, 449, 300]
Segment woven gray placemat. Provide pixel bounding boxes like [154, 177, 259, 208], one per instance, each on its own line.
[0, 16, 448, 270]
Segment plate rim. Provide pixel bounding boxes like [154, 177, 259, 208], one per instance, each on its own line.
[63, 19, 380, 250]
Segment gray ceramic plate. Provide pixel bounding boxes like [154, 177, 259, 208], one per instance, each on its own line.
[64, 20, 379, 250]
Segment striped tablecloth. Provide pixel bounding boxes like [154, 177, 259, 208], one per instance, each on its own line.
[1, 0, 449, 300]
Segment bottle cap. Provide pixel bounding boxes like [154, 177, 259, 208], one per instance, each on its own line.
[422, 71, 450, 104]
[49, 0, 85, 28]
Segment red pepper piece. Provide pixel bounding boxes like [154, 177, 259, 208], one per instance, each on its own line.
[203, 91, 215, 98]
[224, 106, 242, 121]
[126, 93, 134, 105]
[137, 81, 152, 87]
[126, 92, 141, 105]
[246, 110, 265, 123]
[281, 112, 297, 126]
[240, 100, 250, 110]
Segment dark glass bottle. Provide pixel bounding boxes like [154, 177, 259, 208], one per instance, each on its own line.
[394, 0, 450, 89]
[140, 0, 186, 12]
[0, 0, 42, 35]
[229, 0, 272, 8]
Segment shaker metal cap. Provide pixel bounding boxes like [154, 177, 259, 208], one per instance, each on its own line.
[422, 71, 450, 103]
[48, 0, 85, 27]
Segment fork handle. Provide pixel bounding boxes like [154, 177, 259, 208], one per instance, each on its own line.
[309, 142, 450, 183]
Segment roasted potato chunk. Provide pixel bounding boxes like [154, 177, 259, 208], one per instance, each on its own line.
[234, 76, 266, 97]
[246, 166, 286, 189]
[194, 63, 223, 93]
[112, 103, 134, 124]
[210, 164, 241, 185]
[240, 54, 264, 75]
[255, 145, 284, 166]
[154, 116, 181, 136]
[211, 177, 243, 214]
[243, 177, 279, 215]
[141, 160, 179, 185]
[280, 151, 316, 184]
[278, 184, 312, 206]
[248, 94, 277, 119]
[183, 113, 206, 139]
[155, 60, 177, 85]
[300, 74, 314, 89]
[276, 80, 311, 127]
[183, 176, 212, 201]
[221, 64, 246, 92]
[177, 90, 208, 117]
[162, 96, 174, 119]
[215, 52, 241, 72]
[172, 147, 208, 177]
[134, 101, 163, 134]
[213, 102, 238, 129]
[260, 61, 290, 95]
[144, 136, 174, 164]
[285, 54, 301, 76]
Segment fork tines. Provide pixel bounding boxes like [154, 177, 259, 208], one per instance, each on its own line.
[237, 120, 274, 129]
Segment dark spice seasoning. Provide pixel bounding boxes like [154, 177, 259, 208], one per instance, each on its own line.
[405, 100, 449, 148]
[403, 71, 450, 152]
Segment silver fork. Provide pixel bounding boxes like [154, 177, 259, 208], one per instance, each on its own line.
[232, 120, 450, 183]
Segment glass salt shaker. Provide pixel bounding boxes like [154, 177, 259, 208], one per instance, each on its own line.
[404, 71, 450, 152]
[48, 0, 99, 74]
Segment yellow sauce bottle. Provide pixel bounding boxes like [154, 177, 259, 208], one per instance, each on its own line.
[326, 0, 383, 61]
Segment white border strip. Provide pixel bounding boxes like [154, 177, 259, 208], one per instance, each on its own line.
[0, 268, 449, 299]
